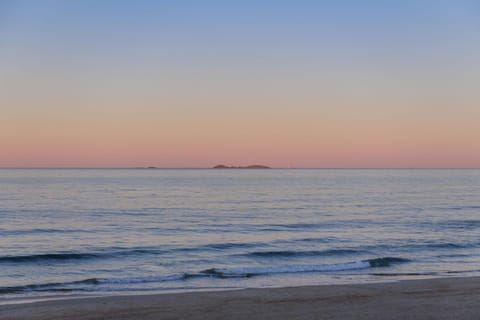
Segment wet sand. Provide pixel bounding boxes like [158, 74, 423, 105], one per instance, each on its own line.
[1, 277, 479, 320]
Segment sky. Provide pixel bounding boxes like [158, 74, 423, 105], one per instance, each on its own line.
[1, 0, 479, 168]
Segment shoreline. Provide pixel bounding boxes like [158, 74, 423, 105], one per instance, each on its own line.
[1, 276, 479, 320]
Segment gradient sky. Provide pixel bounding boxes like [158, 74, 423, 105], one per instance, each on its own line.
[1, 0, 479, 168]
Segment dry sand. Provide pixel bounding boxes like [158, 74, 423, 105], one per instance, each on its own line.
[1, 277, 479, 320]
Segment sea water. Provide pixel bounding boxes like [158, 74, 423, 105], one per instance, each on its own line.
[0, 169, 479, 302]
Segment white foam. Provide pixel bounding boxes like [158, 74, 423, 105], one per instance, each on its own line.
[86, 261, 372, 286]
[218, 261, 371, 276]
[98, 274, 185, 285]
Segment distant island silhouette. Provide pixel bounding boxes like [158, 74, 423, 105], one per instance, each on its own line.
[213, 164, 271, 169]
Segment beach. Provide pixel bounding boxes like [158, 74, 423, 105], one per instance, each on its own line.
[1, 277, 479, 320]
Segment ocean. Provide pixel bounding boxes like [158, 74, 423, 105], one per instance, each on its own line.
[1, 169, 479, 303]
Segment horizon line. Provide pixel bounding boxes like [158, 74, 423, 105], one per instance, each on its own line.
[1, 167, 479, 170]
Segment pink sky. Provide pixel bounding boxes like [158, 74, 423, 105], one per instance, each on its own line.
[1, 1, 479, 168]
[2, 106, 479, 168]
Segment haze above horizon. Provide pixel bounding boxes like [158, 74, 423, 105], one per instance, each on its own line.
[1, 0, 479, 168]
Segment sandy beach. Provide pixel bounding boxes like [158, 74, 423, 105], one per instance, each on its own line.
[1, 277, 479, 320]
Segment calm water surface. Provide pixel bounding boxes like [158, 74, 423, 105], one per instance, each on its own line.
[1, 169, 479, 302]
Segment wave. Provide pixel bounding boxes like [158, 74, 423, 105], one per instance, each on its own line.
[0, 241, 268, 264]
[0, 278, 99, 294]
[0, 275, 192, 295]
[416, 241, 480, 250]
[0, 242, 264, 264]
[207, 242, 262, 250]
[438, 220, 480, 230]
[257, 223, 327, 232]
[0, 253, 101, 263]
[0, 257, 409, 294]
[243, 249, 360, 258]
[358, 241, 480, 253]
[437, 206, 480, 211]
[209, 261, 371, 277]
[2, 238, 432, 266]
[291, 237, 342, 243]
[208, 257, 409, 277]
[366, 257, 410, 267]
[180, 242, 262, 251]
[0, 249, 166, 263]
[240, 240, 480, 259]
[97, 274, 188, 284]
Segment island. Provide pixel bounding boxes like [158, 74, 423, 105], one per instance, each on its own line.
[213, 164, 271, 169]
